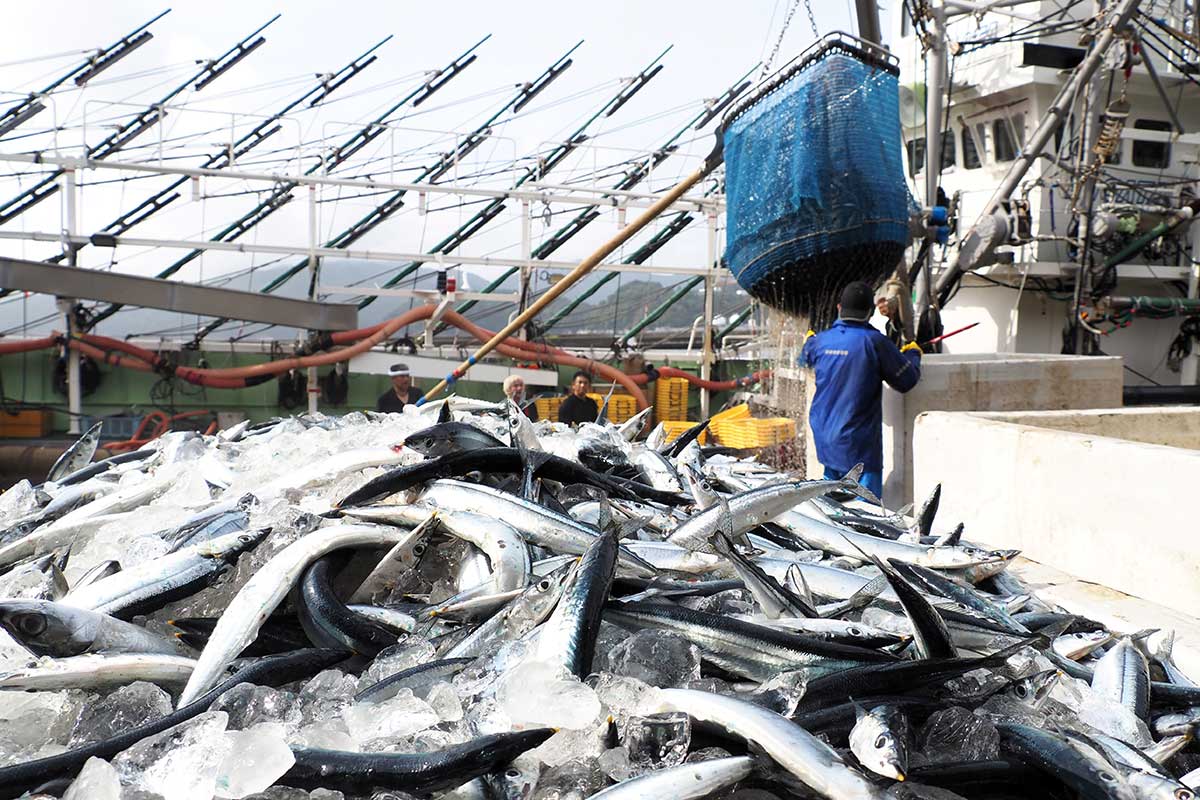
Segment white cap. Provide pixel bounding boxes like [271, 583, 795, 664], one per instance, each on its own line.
[387, 363, 411, 377]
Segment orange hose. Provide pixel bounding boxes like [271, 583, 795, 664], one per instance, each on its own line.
[0, 335, 60, 355]
[4, 309, 767, 406]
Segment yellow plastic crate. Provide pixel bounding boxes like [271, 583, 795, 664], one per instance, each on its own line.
[661, 419, 708, 445]
[586, 392, 639, 424]
[535, 397, 562, 421]
[654, 377, 690, 422]
[711, 417, 796, 449]
[711, 403, 750, 424]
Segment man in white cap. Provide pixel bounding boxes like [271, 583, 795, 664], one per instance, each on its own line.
[376, 363, 422, 412]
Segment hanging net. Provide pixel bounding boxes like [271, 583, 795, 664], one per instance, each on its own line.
[723, 34, 915, 330]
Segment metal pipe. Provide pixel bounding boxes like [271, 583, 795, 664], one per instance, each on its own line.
[420, 161, 719, 405]
[854, 0, 883, 43]
[700, 210, 718, 418]
[916, 0, 946, 319]
[63, 169, 80, 435]
[933, 0, 1147, 305]
[1184, 209, 1200, 385]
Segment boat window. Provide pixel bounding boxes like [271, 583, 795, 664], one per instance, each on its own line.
[906, 137, 926, 176]
[1009, 115, 1025, 147]
[961, 124, 982, 169]
[1131, 119, 1171, 168]
[941, 130, 956, 169]
[993, 119, 1018, 162]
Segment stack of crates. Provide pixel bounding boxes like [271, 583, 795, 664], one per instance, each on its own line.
[708, 403, 751, 442]
[654, 377, 689, 422]
[534, 397, 562, 422]
[711, 417, 797, 449]
[661, 420, 707, 444]
[586, 393, 638, 424]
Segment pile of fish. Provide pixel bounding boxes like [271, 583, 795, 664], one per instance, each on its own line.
[0, 399, 1196, 800]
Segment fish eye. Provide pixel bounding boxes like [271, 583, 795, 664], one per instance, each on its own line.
[538, 579, 552, 591]
[1014, 684, 1029, 698]
[849, 627, 862, 636]
[1176, 790, 1193, 800]
[1099, 771, 1115, 782]
[874, 735, 888, 749]
[15, 613, 46, 637]
[506, 768, 521, 778]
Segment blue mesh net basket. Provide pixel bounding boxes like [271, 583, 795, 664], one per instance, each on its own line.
[723, 35, 914, 327]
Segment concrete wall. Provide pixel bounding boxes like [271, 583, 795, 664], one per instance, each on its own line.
[913, 409, 1200, 615]
[805, 353, 1124, 505]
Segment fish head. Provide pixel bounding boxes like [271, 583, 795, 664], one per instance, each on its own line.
[681, 463, 719, 510]
[0, 600, 93, 657]
[848, 705, 908, 781]
[1127, 771, 1195, 800]
[512, 563, 575, 625]
[1005, 669, 1060, 710]
[402, 427, 448, 456]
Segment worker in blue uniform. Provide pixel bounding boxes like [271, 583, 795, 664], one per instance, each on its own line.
[800, 281, 923, 499]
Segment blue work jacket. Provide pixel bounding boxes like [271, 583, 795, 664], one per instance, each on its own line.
[800, 319, 921, 473]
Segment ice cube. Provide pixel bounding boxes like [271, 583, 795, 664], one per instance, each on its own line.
[113, 710, 233, 800]
[426, 681, 463, 722]
[597, 746, 631, 781]
[915, 706, 999, 765]
[342, 689, 439, 745]
[71, 681, 173, 746]
[622, 712, 690, 775]
[532, 759, 606, 800]
[531, 721, 613, 769]
[297, 669, 359, 727]
[0, 479, 37, 523]
[211, 683, 300, 732]
[497, 660, 602, 730]
[0, 688, 87, 759]
[590, 673, 662, 726]
[214, 723, 296, 799]
[290, 723, 357, 752]
[601, 630, 701, 688]
[64, 756, 121, 800]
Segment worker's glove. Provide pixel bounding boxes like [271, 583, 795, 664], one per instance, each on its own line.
[901, 341, 923, 356]
[804, 329, 816, 341]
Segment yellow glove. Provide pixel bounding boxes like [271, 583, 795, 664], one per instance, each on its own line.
[804, 329, 816, 341]
[901, 341, 923, 355]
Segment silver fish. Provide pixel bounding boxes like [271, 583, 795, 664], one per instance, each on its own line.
[177, 523, 412, 706]
[46, 422, 104, 483]
[587, 755, 755, 800]
[653, 689, 886, 799]
[0, 599, 179, 657]
[0, 652, 198, 690]
[848, 704, 908, 781]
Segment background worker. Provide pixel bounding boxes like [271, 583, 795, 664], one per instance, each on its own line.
[800, 281, 922, 498]
[557, 371, 598, 425]
[503, 374, 539, 421]
[376, 362, 423, 412]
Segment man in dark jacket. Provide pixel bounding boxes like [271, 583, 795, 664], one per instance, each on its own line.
[376, 363, 423, 412]
[800, 281, 922, 498]
[557, 371, 599, 425]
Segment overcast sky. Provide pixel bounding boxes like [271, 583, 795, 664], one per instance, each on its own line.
[0, 1, 895, 336]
